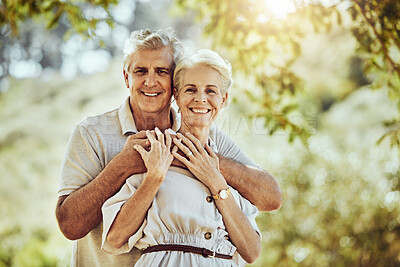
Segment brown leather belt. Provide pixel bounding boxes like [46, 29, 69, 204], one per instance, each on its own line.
[142, 244, 232, 260]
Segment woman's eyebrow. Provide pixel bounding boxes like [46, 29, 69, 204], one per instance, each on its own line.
[183, 84, 197, 87]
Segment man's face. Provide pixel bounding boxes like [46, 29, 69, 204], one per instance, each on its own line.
[124, 47, 174, 116]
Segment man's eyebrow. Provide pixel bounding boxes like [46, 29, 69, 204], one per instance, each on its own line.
[155, 67, 172, 71]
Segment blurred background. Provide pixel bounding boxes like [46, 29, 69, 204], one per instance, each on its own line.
[0, 0, 400, 266]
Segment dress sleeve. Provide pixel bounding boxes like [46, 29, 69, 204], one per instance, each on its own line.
[58, 124, 103, 197]
[232, 190, 262, 266]
[209, 125, 260, 169]
[101, 174, 147, 255]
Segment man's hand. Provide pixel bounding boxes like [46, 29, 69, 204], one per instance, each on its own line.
[117, 130, 150, 174]
[134, 128, 173, 180]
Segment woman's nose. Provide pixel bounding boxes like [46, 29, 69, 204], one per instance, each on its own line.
[194, 92, 206, 103]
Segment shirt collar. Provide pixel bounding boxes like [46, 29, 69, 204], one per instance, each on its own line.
[119, 97, 181, 135]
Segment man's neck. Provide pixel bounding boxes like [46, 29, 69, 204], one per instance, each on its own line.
[130, 106, 172, 132]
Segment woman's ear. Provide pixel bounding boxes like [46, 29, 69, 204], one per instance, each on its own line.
[222, 92, 228, 106]
[173, 87, 178, 100]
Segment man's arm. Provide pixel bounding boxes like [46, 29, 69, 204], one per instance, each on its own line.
[218, 155, 281, 212]
[209, 125, 281, 212]
[56, 132, 148, 240]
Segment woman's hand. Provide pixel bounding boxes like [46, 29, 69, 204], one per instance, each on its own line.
[134, 128, 173, 181]
[172, 132, 228, 193]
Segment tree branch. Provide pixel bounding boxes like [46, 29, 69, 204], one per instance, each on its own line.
[352, 0, 400, 78]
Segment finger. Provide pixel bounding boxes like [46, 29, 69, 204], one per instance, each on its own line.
[132, 130, 147, 139]
[146, 130, 157, 143]
[165, 130, 172, 151]
[205, 143, 217, 158]
[146, 130, 157, 151]
[134, 144, 148, 158]
[172, 149, 191, 166]
[176, 133, 198, 156]
[155, 127, 165, 145]
[135, 139, 150, 148]
[173, 137, 193, 158]
[172, 145, 178, 154]
[184, 132, 206, 154]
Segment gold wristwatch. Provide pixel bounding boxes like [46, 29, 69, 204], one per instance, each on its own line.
[212, 187, 231, 200]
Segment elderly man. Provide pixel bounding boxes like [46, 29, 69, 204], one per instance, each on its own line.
[56, 28, 281, 266]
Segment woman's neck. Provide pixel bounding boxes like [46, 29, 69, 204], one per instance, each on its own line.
[178, 122, 210, 146]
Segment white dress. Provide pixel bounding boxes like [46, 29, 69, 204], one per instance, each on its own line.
[101, 147, 260, 267]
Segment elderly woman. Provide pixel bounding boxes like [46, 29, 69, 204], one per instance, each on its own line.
[101, 49, 261, 266]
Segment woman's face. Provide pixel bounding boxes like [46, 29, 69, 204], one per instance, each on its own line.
[176, 65, 227, 129]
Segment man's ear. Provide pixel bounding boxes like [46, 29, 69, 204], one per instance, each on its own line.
[123, 70, 130, 88]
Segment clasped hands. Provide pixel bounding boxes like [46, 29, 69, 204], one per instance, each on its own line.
[132, 128, 223, 187]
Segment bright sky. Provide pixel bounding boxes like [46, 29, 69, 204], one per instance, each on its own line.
[264, 0, 297, 19]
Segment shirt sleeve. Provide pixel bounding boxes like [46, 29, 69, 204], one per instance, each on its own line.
[58, 123, 103, 197]
[101, 174, 147, 255]
[209, 124, 260, 169]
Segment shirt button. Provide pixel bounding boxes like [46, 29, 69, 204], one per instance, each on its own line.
[206, 196, 213, 203]
[204, 232, 212, 240]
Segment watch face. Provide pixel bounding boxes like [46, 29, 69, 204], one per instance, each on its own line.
[220, 190, 228, 199]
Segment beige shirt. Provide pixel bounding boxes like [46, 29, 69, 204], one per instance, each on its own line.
[59, 97, 259, 267]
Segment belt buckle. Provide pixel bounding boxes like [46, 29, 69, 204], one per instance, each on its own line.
[202, 248, 215, 258]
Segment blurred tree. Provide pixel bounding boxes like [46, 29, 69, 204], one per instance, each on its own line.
[0, 0, 116, 37]
[173, 0, 400, 145]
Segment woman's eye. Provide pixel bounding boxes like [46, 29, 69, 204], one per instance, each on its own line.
[185, 88, 194, 92]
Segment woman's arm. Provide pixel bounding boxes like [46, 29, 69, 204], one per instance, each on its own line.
[211, 185, 261, 263]
[106, 129, 173, 248]
[172, 133, 261, 263]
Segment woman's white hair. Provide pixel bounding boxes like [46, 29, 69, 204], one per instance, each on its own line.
[173, 49, 233, 108]
[123, 28, 183, 71]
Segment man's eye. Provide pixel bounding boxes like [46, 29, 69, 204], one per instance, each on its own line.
[135, 69, 145, 74]
[158, 70, 168, 74]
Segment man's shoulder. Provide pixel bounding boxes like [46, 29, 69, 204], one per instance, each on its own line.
[77, 107, 120, 130]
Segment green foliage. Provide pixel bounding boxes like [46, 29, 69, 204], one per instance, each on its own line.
[348, 0, 400, 147]
[174, 0, 400, 146]
[216, 87, 400, 266]
[0, 0, 117, 39]
[174, 0, 340, 143]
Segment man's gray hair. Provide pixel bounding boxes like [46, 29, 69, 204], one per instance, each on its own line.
[173, 49, 233, 108]
[123, 28, 183, 71]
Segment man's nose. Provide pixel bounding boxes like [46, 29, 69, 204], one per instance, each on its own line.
[145, 72, 157, 87]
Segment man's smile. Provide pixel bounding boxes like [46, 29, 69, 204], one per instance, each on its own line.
[141, 91, 162, 97]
